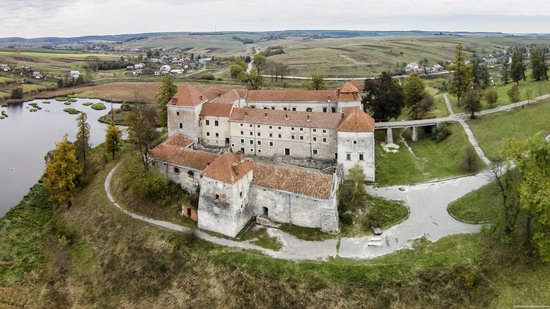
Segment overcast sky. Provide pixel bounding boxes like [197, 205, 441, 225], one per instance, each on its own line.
[1, 0, 550, 38]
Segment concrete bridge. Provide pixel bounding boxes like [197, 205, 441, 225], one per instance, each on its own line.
[374, 117, 458, 143]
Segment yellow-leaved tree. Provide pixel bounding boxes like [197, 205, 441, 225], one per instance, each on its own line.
[43, 135, 82, 209]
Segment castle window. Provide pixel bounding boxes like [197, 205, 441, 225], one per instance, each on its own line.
[359, 153, 364, 161]
[271, 107, 275, 110]
[284, 107, 288, 111]
[292, 108, 296, 111]
[250, 148, 254, 152]
[176, 111, 180, 116]
[206, 120, 210, 126]
[240, 139, 244, 143]
[346, 153, 351, 161]
[215, 133, 219, 137]
[300, 128, 303, 131]
[214, 120, 219, 126]
[323, 138, 327, 142]
[269, 133, 273, 138]
[331, 107, 336, 113]
[174, 167, 180, 174]
[215, 194, 220, 200]
[354, 140, 357, 144]
[291, 135, 295, 140]
[187, 170, 194, 178]
[278, 134, 282, 138]
[300, 136, 304, 140]
[323, 107, 327, 113]
[250, 140, 253, 145]
[269, 126, 272, 129]
[250, 124, 253, 128]
[250, 132, 253, 136]
[240, 123, 243, 127]
[241, 131, 244, 135]
[179, 123, 182, 129]
[257, 132, 261, 136]
[257, 125, 260, 128]
[313, 149, 318, 155]
[291, 127, 295, 131]
[278, 127, 282, 130]
[323, 130, 327, 133]
[258, 149, 262, 153]
[258, 141, 262, 145]
[269, 142, 273, 147]
[240, 191, 243, 198]
[206, 132, 210, 136]
[313, 137, 317, 142]
[306, 108, 312, 112]
[313, 129, 317, 132]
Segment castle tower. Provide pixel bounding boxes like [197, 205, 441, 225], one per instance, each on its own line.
[167, 83, 208, 141]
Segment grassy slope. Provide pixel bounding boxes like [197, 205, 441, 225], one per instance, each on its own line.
[376, 124, 484, 185]
[1, 160, 550, 307]
[448, 181, 501, 223]
[468, 98, 550, 160]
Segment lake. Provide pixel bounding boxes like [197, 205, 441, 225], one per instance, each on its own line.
[0, 98, 121, 218]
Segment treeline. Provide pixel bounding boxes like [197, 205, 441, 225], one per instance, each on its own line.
[232, 36, 255, 44]
[260, 46, 285, 57]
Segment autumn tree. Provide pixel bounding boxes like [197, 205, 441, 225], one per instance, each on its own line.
[531, 47, 548, 81]
[105, 119, 122, 160]
[230, 59, 263, 89]
[74, 112, 90, 166]
[449, 44, 472, 106]
[484, 89, 499, 108]
[362, 72, 404, 121]
[510, 49, 526, 85]
[309, 73, 326, 90]
[156, 75, 178, 127]
[43, 136, 82, 209]
[126, 104, 159, 171]
[507, 84, 521, 104]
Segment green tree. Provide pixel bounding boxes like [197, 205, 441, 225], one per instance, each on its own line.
[156, 75, 178, 127]
[462, 89, 482, 119]
[507, 84, 521, 104]
[105, 120, 122, 160]
[510, 49, 526, 85]
[484, 89, 499, 108]
[309, 73, 326, 90]
[126, 104, 159, 171]
[500, 58, 510, 85]
[471, 53, 491, 89]
[531, 48, 548, 81]
[230, 59, 263, 90]
[74, 112, 90, 166]
[489, 160, 520, 236]
[43, 136, 82, 209]
[449, 44, 472, 106]
[403, 73, 432, 119]
[503, 135, 550, 261]
[10, 87, 23, 99]
[253, 54, 267, 76]
[338, 164, 368, 211]
[362, 72, 404, 121]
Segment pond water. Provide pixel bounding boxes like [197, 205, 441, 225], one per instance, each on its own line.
[0, 98, 122, 218]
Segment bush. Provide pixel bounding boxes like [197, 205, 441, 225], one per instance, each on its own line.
[460, 147, 480, 173]
[198, 73, 216, 81]
[10, 87, 23, 99]
[433, 124, 451, 143]
[91, 103, 106, 110]
[339, 213, 353, 225]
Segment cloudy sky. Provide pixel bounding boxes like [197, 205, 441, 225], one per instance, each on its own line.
[1, 0, 549, 38]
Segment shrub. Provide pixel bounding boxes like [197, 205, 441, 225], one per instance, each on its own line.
[460, 147, 480, 173]
[91, 103, 106, 110]
[198, 73, 216, 80]
[339, 212, 353, 225]
[433, 124, 451, 143]
[10, 87, 23, 99]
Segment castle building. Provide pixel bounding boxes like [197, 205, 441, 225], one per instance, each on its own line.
[152, 82, 376, 237]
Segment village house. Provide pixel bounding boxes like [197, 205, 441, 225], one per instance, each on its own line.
[152, 82, 375, 237]
[0, 64, 11, 72]
[68, 70, 80, 79]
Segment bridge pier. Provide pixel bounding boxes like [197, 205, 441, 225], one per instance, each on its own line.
[386, 128, 394, 144]
[412, 127, 419, 142]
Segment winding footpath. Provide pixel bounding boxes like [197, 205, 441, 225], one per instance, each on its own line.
[103, 94, 550, 261]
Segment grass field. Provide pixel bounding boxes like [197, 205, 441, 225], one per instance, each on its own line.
[448, 181, 501, 223]
[375, 123, 484, 185]
[468, 98, 550, 160]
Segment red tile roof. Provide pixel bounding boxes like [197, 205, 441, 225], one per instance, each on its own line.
[349, 80, 364, 92]
[169, 83, 208, 107]
[338, 108, 375, 132]
[200, 103, 234, 117]
[201, 88, 226, 101]
[252, 162, 334, 199]
[150, 134, 218, 170]
[338, 82, 361, 101]
[246, 89, 338, 103]
[210, 89, 241, 105]
[201, 152, 253, 184]
[230, 108, 342, 129]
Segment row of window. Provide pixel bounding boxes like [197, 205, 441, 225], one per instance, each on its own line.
[237, 135, 329, 143]
[346, 153, 366, 161]
[249, 106, 337, 113]
[237, 123, 328, 134]
[205, 120, 219, 126]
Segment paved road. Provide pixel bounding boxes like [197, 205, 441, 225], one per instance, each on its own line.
[261, 71, 452, 81]
[105, 163, 489, 261]
[444, 94, 455, 115]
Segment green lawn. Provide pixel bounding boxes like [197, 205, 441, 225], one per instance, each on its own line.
[468, 98, 550, 160]
[448, 181, 501, 223]
[376, 123, 485, 185]
[0, 76, 13, 84]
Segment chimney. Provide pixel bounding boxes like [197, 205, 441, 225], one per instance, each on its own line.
[244, 111, 248, 117]
[328, 95, 331, 103]
[306, 115, 311, 121]
[337, 88, 341, 97]
[285, 114, 289, 120]
[199, 95, 203, 101]
[264, 112, 268, 118]
[232, 162, 239, 176]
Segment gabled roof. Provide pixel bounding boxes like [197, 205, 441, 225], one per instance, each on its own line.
[252, 162, 334, 200]
[201, 88, 226, 101]
[200, 103, 234, 117]
[348, 80, 364, 92]
[210, 89, 241, 105]
[150, 134, 218, 170]
[229, 108, 342, 129]
[245, 89, 338, 103]
[169, 83, 207, 107]
[338, 108, 375, 132]
[201, 152, 253, 184]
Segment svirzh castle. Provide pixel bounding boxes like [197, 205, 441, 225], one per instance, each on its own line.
[150, 81, 376, 237]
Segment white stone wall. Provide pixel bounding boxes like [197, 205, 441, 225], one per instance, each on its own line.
[228, 121, 337, 160]
[197, 172, 254, 237]
[200, 116, 231, 147]
[239, 101, 339, 113]
[249, 183, 339, 233]
[167, 105, 203, 141]
[337, 131, 376, 182]
[152, 160, 201, 194]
